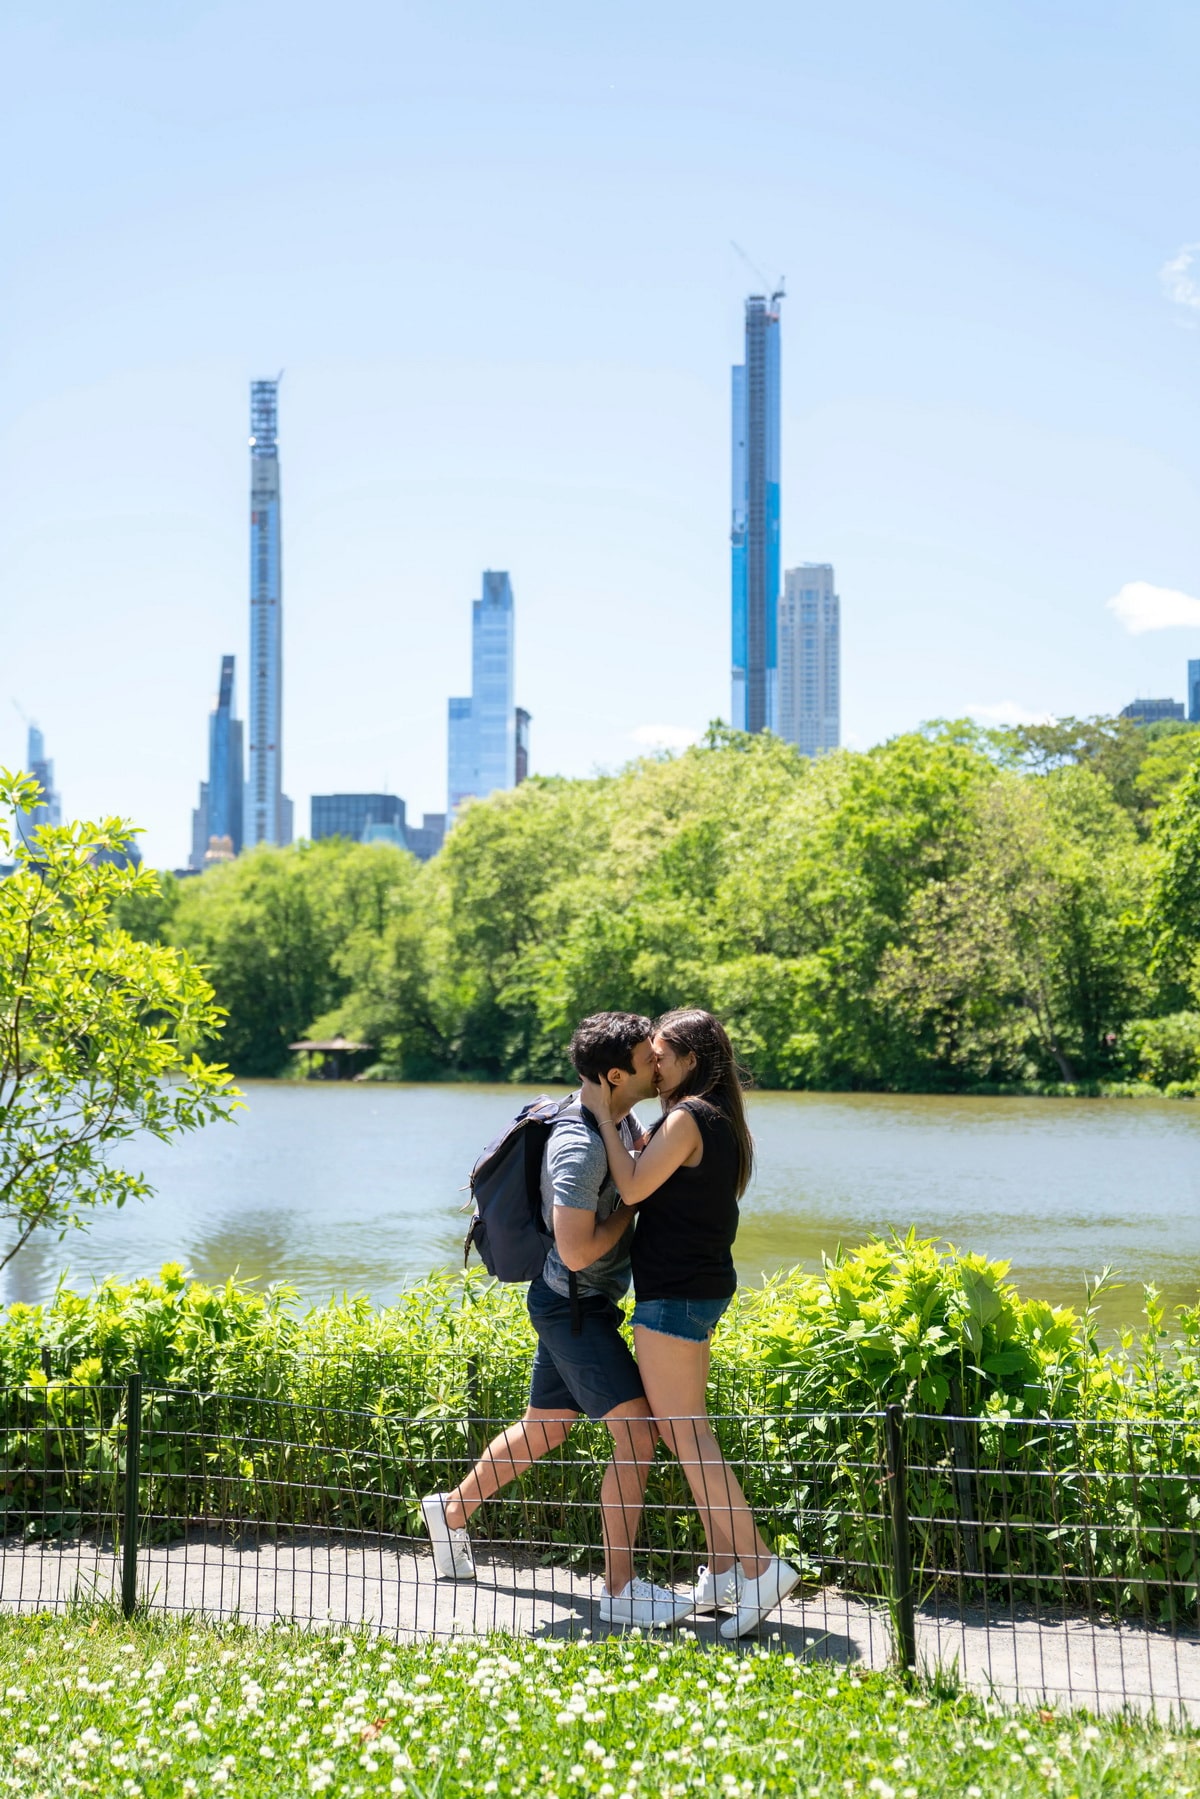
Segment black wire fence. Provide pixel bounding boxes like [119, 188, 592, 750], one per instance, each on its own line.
[1, 1371, 1198, 1714]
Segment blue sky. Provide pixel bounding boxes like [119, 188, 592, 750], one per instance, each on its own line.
[3, 0, 1200, 867]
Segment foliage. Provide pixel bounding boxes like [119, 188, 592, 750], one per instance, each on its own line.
[996, 713, 1200, 830]
[1119, 1012, 1200, 1089]
[1147, 739, 1200, 1005]
[0, 773, 237, 1274]
[168, 840, 427, 1076]
[3, 1616, 1193, 1799]
[134, 725, 1200, 1090]
[876, 768, 1147, 1084]
[3, 1248, 1200, 1617]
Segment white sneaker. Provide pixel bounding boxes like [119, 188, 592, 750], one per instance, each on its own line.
[419, 1492, 476, 1581]
[692, 1563, 742, 1612]
[719, 1557, 801, 1638]
[598, 1578, 696, 1628]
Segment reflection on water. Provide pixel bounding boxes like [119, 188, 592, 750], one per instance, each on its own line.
[4, 1082, 1198, 1332]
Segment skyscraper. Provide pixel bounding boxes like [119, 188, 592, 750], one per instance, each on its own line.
[209, 656, 244, 855]
[779, 565, 840, 757]
[16, 724, 62, 847]
[1189, 659, 1200, 723]
[447, 571, 516, 814]
[515, 707, 531, 784]
[731, 291, 783, 734]
[248, 379, 292, 848]
[189, 656, 244, 869]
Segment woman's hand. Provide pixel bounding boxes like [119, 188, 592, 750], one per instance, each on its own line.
[580, 1074, 614, 1122]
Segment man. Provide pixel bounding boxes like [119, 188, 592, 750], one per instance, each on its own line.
[420, 1011, 693, 1627]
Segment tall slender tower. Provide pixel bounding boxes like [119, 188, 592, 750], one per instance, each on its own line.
[447, 571, 517, 816]
[248, 379, 291, 846]
[731, 292, 783, 733]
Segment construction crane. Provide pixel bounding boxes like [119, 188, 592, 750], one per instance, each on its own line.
[730, 240, 785, 306]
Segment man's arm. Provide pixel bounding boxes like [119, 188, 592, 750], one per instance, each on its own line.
[553, 1199, 630, 1272]
[546, 1120, 633, 1272]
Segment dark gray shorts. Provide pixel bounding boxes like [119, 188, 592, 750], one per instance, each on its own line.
[526, 1276, 645, 1421]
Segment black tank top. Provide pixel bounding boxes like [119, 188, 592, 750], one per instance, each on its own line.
[630, 1099, 740, 1300]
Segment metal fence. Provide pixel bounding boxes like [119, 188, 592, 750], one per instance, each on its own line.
[1, 1375, 1198, 1715]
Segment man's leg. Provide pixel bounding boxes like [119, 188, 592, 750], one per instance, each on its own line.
[442, 1407, 578, 1530]
[599, 1397, 658, 1595]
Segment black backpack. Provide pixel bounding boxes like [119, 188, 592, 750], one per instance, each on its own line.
[462, 1094, 586, 1330]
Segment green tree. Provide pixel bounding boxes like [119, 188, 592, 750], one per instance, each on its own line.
[0, 772, 236, 1270]
[1147, 738, 1200, 1002]
[877, 767, 1147, 1083]
[170, 838, 425, 1076]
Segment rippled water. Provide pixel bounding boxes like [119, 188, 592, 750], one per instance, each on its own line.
[5, 1082, 1197, 1332]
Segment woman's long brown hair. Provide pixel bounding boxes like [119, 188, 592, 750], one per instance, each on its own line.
[653, 1008, 755, 1198]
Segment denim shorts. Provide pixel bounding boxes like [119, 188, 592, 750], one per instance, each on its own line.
[630, 1296, 732, 1342]
[526, 1276, 645, 1421]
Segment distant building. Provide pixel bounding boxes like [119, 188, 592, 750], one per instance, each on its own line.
[406, 813, 446, 862]
[515, 707, 531, 784]
[247, 378, 292, 847]
[778, 565, 840, 756]
[731, 291, 783, 734]
[189, 656, 245, 870]
[311, 793, 407, 843]
[447, 571, 517, 814]
[190, 782, 210, 873]
[1120, 697, 1185, 724]
[16, 724, 62, 848]
[91, 840, 143, 871]
[1189, 660, 1200, 724]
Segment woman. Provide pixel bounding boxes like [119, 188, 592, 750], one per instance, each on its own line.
[581, 1007, 800, 1638]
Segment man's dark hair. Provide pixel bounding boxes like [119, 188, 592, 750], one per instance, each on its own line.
[568, 1012, 654, 1082]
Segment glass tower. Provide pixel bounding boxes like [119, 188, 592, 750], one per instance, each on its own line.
[731, 292, 782, 733]
[208, 655, 244, 852]
[16, 724, 62, 847]
[779, 565, 840, 757]
[1189, 659, 1200, 724]
[248, 380, 292, 847]
[447, 571, 516, 815]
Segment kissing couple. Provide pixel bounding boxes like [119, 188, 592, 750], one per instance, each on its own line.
[421, 1008, 800, 1636]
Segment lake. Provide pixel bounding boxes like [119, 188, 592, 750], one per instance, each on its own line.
[4, 1083, 1197, 1333]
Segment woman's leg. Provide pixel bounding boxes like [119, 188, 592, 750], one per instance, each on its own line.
[633, 1326, 772, 1578]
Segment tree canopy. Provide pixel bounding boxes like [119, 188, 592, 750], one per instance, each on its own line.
[152, 720, 1200, 1091]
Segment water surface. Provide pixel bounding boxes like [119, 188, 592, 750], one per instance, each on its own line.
[4, 1084, 1196, 1333]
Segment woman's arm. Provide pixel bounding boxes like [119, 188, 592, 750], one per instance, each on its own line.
[579, 1079, 700, 1205]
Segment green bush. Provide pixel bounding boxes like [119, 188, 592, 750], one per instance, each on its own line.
[1120, 1012, 1200, 1087]
[2, 1244, 1199, 1621]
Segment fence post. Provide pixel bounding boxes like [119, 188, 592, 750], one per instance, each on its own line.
[885, 1403, 917, 1677]
[39, 1346, 51, 1380]
[466, 1356, 482, 1460]
[121, 1371, 142, 1620]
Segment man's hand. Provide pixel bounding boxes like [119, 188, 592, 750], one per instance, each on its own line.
[580, 1074, 614, 1122]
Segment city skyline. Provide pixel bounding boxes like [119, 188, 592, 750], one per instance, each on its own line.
[5, 4, 1200, 868]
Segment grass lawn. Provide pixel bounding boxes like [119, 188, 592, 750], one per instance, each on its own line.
[0, 1612, 1195, 1798]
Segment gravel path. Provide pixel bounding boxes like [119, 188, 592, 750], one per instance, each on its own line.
[2, 1533, 1197, 1717]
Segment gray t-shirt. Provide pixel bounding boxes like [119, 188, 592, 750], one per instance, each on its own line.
[540, 1098, 639, 1304]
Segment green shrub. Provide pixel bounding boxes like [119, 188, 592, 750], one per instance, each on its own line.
[1120, 1011, 1200, 1086]
[1, 1245, 1198, 1622]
